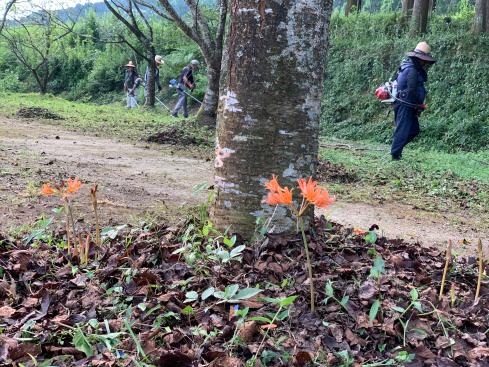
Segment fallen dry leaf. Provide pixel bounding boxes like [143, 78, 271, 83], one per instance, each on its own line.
[0, 306, 15, 318]
[237, 321, 260, 342]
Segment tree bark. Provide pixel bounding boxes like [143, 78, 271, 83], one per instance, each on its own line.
[211, 0, 332, 238]
[146, 50, 156, 107]
[474, 0, 488, 34]
[402, 0, 415, 17]
[410, 0, 430, 34]
[196, 61, 221, 126]
[346, 0, 362, 15]
[486, 0, 489, 32]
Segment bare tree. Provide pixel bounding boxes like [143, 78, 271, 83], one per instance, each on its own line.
[1, 8, 74, 94]
[410, 0, 430, 34]
[104, 0, 166, 107]
[211, 0, 333, 237]
[473, 0, 488, 34]
[0, 0, 17, 34]
[149, 0, 228, 124]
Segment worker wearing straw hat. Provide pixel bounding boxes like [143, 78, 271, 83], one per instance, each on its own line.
[391, 41, 436, 160]
[123, 60, 142, 109]
[144, 55, 164, 104]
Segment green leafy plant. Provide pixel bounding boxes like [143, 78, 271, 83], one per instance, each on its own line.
[247, 295, 298, 367]
[324, 280, 353, 318]
[185, 284, 262, 304]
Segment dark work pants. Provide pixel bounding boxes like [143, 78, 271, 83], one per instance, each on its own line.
[391, 103, 420, 159]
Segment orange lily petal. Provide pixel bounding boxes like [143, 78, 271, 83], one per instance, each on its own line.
[297, 177, 319, 202]
[265, 174, 282, 193]
[266, 187, 293, 206]
[66, 178, 82, 194]
[311, 188, 335, 208]
[41, 184, 55, 196]
[353, 228, 368, 236]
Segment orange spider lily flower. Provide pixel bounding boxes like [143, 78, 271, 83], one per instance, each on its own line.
[311, 188, 335, 208]
[41, 184, 55, 196]
[297, 177, 319, 202]
[266, 187, 293, 205]
[66, 178, 82, 194]
[265, 174, 282, 193]
[353, 228, 368, 236]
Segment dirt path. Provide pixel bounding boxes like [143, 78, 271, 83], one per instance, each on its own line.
[1, 116, 487, 252]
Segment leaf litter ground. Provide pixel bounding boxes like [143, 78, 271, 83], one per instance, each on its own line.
[0, 217, 488, 367]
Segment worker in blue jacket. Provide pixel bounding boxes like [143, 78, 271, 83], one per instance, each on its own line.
[391, 42, 436, 160]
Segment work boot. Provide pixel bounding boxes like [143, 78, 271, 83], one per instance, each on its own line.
[171, 112, 178, 118]
[391, 154, 402, 161]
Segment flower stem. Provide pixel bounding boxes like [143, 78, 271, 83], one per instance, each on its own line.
[66, 217, 71, 256]
[298, 217, 315, 312]
[91, 185, 100, 246]
[439, 240, 452, 301]
[475, 239, 483, 302]
[65, 199, 77, 240]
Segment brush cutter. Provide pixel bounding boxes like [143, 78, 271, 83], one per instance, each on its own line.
[138, 80, 172, 113]
[155, 95, 171, 112]
[169, 79, 203, 105]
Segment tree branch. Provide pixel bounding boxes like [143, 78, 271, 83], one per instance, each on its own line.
[0, 0, 16, 34]
[157, 0, 201, 44]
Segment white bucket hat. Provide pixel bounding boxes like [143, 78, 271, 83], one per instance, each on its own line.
[155, 55, 164, 65]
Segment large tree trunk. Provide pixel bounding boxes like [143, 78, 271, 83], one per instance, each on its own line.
[410, 0, 430, 34]
[345, 0, 362, 15]
[196, 59, 221, 126]
[473, 0, 488, 34]
[211, 0, 332, 238]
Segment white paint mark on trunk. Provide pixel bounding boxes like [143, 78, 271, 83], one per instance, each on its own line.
[279, 130, 298, 136]
[221, 90, 243, 113]
[232, 135, 248, 142]
[244, 114, 257, 127]
[283, 163, 298, 178]
[238, 8, 258, 14]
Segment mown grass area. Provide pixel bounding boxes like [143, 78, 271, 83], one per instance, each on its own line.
[0, 92, 212, 146]
[320, 137, 489, 220]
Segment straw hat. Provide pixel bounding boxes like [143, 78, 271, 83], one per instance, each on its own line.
[155, 55, 164, 65]
[406, 41, 436, 63]
[125, 60, 136, 68]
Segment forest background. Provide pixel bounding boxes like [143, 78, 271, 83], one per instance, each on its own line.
[0, 0, 488, 153]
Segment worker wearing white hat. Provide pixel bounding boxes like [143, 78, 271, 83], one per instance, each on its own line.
[144, 55, 164, 103]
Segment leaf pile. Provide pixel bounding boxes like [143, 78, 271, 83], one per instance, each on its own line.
[0, 219, 488, 366]
[316, 160, 358, 184]
[16, 107, 64, 120]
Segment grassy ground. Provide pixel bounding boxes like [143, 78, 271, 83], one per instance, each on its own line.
[0, 92, 211, 145]
[320, 137, 489, 223]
